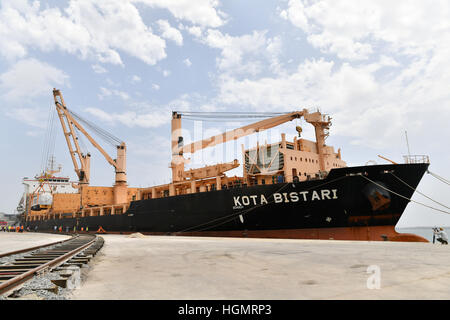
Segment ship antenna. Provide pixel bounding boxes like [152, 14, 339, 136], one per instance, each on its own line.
[405, 130, 411, 160]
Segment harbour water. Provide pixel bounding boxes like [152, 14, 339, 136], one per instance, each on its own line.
[397, 226, 449, 243]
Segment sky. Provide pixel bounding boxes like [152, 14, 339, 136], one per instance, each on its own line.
[0, 0, 449, 228]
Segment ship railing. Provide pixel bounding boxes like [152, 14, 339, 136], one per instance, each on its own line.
[80, 203, 129, 217]
[28, 203, 130, 221]
[403, 155, 430, 164]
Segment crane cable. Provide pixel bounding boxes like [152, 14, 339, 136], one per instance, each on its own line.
[178, 111, 287, 116]
[54, 101, 123, 148]
[177, 111, 289, 122]
[40, 105, 57, 175]
[73, 125, 89, 155]
[67, 109, 123, 147]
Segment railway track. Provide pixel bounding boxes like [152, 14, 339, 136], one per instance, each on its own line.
[0, 234, 104, 298]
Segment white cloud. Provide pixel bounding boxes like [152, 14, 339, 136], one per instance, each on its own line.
[133, 0, 226, 28]
[0, 58, 69, 101]
[157, 19, 183, 46]
[196, 0, 450, 151]
[280, 0, 450, 61]
[152, 84, 160, 90]
[84, 107, 170, 128]
[163, 70, 171, 77]
[214, 55, 450, 149]
[266, 36, 282, 57]
[279, 0, 309, 32]
[0, 0, 167, 65]
[6, 107, 48, 128]
[203, 29, 269, 75]
[98, 87, 130, 101]
[183, 58, 192, 67]
[201, 29, 286, 76]
[92, 64, 108, 74]
[187, 26, 203, 38]
[265, 36, 283, 74]
[131, 75, 142, 83]
[26, 130, 41, 137]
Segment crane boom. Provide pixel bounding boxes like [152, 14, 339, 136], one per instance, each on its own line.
[52, 89, 127, 204]
[176, 110, 308, 155]
[170, 109, 315, 183]
[54, 92, 117, 168]
[53, 89, 91, 184]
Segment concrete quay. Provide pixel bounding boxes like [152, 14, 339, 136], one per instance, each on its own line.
[67, 234, 450, 300]
[1, 232, 449, 299]
[0, 232, 71, 254]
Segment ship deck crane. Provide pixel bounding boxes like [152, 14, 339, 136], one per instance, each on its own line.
[170, 109, 332, 184]
[52, 89, 127, 204]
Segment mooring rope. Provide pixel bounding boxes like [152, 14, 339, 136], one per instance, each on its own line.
[390, 172, 450, 210]
[360, 174, 450, 215]
[428, 170, 450, 186]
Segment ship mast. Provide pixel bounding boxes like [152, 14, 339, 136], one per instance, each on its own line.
[44, 155, 62, 177]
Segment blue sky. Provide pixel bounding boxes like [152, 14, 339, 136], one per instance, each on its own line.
[1, 0, 449, 228]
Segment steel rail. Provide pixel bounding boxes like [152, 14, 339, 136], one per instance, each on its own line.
[0, 235, 97, 296]
[0, 234, 75, 258]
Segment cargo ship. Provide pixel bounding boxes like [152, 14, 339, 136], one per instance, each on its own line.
[21, 89, 430, 241]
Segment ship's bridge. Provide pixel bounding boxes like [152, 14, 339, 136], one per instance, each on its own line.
[243, 133, 346, 185]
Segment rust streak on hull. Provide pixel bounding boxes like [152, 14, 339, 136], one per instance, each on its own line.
[95, 225, 428, 242]
[176, 226, 428, 242]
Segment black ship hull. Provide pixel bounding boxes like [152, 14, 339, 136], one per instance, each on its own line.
[24, 163, 430, 241]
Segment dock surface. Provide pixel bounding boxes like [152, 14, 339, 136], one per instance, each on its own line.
[0, 232, 71, 254]
[65, 234, 450, 300]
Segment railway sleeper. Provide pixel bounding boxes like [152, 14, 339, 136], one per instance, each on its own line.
[15, 258, 57, 262]
[68, 258, 90, 264]
[28, 254, 64, 258]
[0, 266, 37, 270]
[0, 274, 21, 281]
[1, 236, 102, 299]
